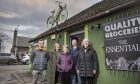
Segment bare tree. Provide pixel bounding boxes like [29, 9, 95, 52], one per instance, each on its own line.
[0, 32, 11, 52]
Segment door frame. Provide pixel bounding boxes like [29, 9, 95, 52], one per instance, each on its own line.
[69, 30, 84, 48]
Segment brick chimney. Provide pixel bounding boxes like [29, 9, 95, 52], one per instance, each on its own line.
[12, 28, 18, 47]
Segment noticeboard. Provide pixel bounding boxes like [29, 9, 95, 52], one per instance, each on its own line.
[103, 14, 140, 71]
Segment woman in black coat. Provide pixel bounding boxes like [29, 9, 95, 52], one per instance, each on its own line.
[76, 38, 98, 84]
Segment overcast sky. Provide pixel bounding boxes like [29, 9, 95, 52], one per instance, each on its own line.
[0, 0, 102, 52]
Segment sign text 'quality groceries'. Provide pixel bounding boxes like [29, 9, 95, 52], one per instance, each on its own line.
[104, 14, 140, 71]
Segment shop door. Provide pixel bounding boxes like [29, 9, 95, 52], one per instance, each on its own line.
[69, 31, 84, 48]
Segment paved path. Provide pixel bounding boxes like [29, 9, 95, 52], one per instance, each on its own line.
[0, 64, 32, 84]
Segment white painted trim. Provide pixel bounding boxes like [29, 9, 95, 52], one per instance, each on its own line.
[69, 30, 84, 36]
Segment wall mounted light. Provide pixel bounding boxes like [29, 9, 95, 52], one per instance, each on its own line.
[91, 24, 101, 30]
[96, 24, 101, 29]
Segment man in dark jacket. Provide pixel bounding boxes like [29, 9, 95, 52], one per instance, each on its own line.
[31, 39, 50, 84]
[76, 38, 98, 84]
[70, 38, 81, 84]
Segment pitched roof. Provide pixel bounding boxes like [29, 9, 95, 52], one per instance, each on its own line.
[13, 36, 32, 48]
[29, 0, 139, 42]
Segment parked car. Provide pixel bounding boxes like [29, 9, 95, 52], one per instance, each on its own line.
[0, 53, 17, 65]
[21, 54, 30, 65]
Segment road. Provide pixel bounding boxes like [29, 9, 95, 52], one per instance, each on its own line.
[0, 64, 32, 84]
[0, 64, 28, 71]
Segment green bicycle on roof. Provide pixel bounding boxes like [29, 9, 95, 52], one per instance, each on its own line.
[47, 1, 68, 29]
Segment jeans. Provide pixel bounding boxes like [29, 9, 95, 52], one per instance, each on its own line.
[71, 74, 82, 84]
[32, 70, 47, 84]
[60, 72, 71, 84]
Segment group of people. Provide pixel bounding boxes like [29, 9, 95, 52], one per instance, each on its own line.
[31, 38, 98, 84]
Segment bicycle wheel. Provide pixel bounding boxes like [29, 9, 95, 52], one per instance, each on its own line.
[47, 16, 55, 29]
[58, 8, 68, 24]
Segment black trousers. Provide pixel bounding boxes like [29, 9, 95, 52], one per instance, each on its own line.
[60, 72, 71, 84]
[55, 71, 59, 84]
[81, 77, 93, 84]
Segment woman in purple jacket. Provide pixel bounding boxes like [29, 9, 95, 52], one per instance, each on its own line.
[57, 45, 73, 84]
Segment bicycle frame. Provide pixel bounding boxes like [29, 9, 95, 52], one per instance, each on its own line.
[47, 1, 68, 28]
[52, 1, 64, 25]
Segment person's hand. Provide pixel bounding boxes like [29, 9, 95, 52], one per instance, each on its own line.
[58, 65, 62, 70]
[77, 70, 79, 75]
[66, 66, 71, 71]
[93, 70, 96, 75]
